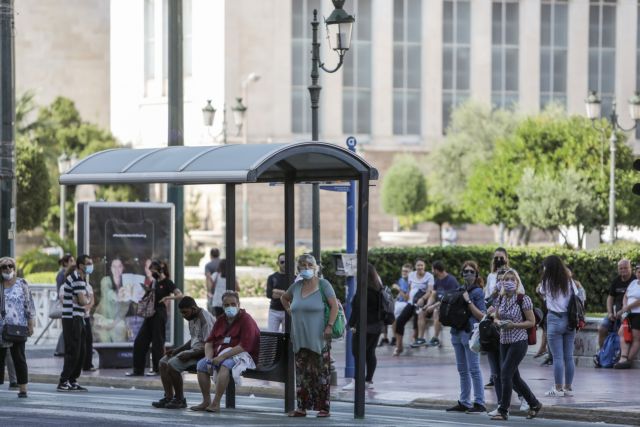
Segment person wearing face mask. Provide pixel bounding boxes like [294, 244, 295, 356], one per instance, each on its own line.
[280, 254, 340, 418]
[209, 259, 240, 319]
[0, 257, 35, 398]
[151, 296, 215, 409]
[490, 270, 542, 421]
[57, 255, 92, 392]
[191, 291, 260, 413]
[445, 261, 487, 413]
[127, 260, 182, 377]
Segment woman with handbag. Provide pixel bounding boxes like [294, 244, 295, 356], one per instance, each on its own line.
[0, 257, 35, 398]
[281, 254, 340, 418]
[127, 260, 182, 376]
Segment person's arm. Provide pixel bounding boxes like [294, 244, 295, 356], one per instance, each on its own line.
[75, 281, 89, 306]
[266, 276, 273, 299]
[212, 345, 245, 365]
[204, 341, 215, 360]
[324, 295, 339, 339]
[506, 308, 535, 330]
[622, 293, 640, 312]
[464, 290, 486, 321]
[280, 287, 294, 314]
[606, 295, 615, 320]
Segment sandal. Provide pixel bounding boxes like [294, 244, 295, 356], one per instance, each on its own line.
[533, 351, 547, 359]
[287, 409, 307, 417]
[526, 403, 543, 419]
[392, 348, 403, 357]
[490, 412, 508, 421]
[317, 410, 330, 418]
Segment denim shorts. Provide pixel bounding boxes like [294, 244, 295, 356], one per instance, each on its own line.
[196, 357, 234, 375]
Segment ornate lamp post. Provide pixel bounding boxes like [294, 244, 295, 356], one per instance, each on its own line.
[585, 91, 640, 243]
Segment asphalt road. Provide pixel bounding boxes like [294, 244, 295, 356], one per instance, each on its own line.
[0, 383, 630, 427]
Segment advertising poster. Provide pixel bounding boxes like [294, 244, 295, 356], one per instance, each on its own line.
[79, 202, 175, 347]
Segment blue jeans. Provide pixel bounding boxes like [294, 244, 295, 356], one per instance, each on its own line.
[547, 311, 576, 386]
[498, 340, 539, 414]
[451, 329, 484, 407]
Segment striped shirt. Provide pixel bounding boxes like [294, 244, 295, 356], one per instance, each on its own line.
[61, 270, 88, 319]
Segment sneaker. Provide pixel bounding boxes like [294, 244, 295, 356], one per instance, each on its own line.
[378, 338, 389, 347]
[390, 337, 397, 346]
[83, 367, 97, 372]
[57, 381, 73, 392]
[428, 337, 441, 347]
[410, 338, 427, 348]
[484, 380, 494, 389]
[563, 389, 574, 397]
[17, 391, 27, 398]
[8, 382, 18, 389]
[146, 370, 159, 376]
[366, 381, 374, 390]
[125, 371, 144, 377]
[487, 408, 499, 417]
[446, 401, 471, 412]
[152, 396, 171, 408]
[165, 397, 187, 409]
[614, 360, 631, 369]
[70, 383, 88, 392]
[342, 381, 355, 391]
[541, 357, 553, 366]
[519, 396, 530, 411]
[544, 387, 564, 397]
[466, 403, 486, 413]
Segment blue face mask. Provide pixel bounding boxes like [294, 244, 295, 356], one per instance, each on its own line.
[85, 265, 94, 275]
[300, 269, 315, 280]
[224, 306, 238, 318]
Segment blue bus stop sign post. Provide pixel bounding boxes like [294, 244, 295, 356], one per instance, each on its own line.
[317, 136, 357, 379]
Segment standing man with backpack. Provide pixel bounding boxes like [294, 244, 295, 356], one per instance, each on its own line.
[446, 261, 487, 413]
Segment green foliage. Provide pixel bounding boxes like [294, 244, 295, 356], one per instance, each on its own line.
[381, 156, 428, 230]
[236, 247, 282, 269]
[17, 249, 59, 275]
[321, 245, 640, 312]
[517, 168, 599, 247]
[184, 275, 267, 299]
[15, 137, 50, 231]
[24, 271, 57, 285]
[185, 250, 203, 266]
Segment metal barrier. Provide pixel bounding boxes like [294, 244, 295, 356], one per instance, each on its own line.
[27, 284, 61, 346]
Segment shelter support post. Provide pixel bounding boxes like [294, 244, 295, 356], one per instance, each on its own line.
[354, 172, 369, 419]
[284, 178, 296, 413]
[225, 183, 236, 409]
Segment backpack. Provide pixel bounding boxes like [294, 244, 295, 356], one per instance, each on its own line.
[594, 321, 621, 368]
[567, 282, 586, 331]
[379, 286, 395, 325]
[478, 317, 500, 353]
[438, 289, 471, 331]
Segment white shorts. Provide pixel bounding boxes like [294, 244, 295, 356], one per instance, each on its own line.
[394, 301, 408, 319]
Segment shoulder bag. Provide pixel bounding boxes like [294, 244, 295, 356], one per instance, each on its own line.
[319, 280, 346, 339]
[136, 281, 156, 318]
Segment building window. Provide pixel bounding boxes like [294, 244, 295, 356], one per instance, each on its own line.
[144, 0, 155, 95]
[343, 0, 372, 135]
[589, 0, 616, 118]
[540, 0, 568, 109]
[292, 0, 322, 134]
[442, 0, 470, 133]
[393, 0, 422, 135]
[491, 0, 519, 109]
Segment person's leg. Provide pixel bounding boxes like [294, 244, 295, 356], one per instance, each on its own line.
[71, 317, 87, 384]
[151, 312, 167, 372]
[9, 342, 28, 394]
[394, 304, 414, 352]
[132, 318, 153, 373]
[498, 342, 525, 415]
[83, 317, 94, 370]
[191, 358, 212, 409]
[463, 334, 484, 407]
[563, 327, 576, 390]
[433, 310, 442, 340]
[59, 318, 76, 384]
[208, 359, 235, 412]
[267, 309, 278, 332]
[6, 351, 16, 384]
[416, 309, 426, 342]
[0, 347, 6, 384]
[598, 316, 611, 348]
[450, 331, 471, 408]
[276, 310, 286, 332]
[158, 356, 174, 399]
[535, 328, 548, 357]
[169, 364, 185, 400]
[55, 331, 65, 356]
[546, 312, 564, 391]
[486, 348, 502, 403]
[365, 333, 379, 382]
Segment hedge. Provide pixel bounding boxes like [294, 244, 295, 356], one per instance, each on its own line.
[237, 245, 640, 313]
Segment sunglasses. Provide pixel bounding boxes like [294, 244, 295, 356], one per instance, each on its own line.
[0, 264, 15, 270]
[279, 260, 285, 265]
[462, 269, 476, 274]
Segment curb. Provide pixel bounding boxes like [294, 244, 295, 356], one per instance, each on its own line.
[409, 398, 640, 426]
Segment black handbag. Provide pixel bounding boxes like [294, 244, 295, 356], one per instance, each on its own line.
[1, 282, 30, 343]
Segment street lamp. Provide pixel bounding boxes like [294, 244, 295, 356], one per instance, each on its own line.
[585, 90, 640, 243]
[308, 0, 355, 263]
[231, 97, 247, 135]
[202, 100, 230, 143]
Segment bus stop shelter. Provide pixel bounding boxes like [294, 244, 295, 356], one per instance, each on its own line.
[59, 141, 378, 418]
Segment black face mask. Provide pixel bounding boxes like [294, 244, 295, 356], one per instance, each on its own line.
[494, 257, 506, 268]
[152, 272, 160, 280]
[184, 311, 197, 321]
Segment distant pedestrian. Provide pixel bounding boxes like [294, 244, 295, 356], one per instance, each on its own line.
[152, 296, 215, 409]
[204, 249, 221, 314]
[127, 260, 182, 376]
[613, 263, 640, 369]
[0, 257, 35, 398]
[280, 254, 340, 418]
[441, 223, 458, 246]
[490, 269, 542, 421]
[385, 263, 412, 347]
[343, 263, 384, 390]
[265, 253, 288, 332]
[57, 255, 92, 392]
[209, 260, 239, 319]
[445, 261, 486, 413]
[538, 256, 585, 397]
[597, 259, 633, 350]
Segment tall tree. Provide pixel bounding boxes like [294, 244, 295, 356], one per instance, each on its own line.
[381, 156, 428, 231]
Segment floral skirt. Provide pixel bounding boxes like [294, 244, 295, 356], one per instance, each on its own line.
[295, 343, 331, 412]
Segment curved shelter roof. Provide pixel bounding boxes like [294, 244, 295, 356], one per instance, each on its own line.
[59, 142, 378, 185]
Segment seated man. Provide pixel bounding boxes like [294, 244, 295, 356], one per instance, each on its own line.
[191, 291, 260, 413]
[152, 296, 215, 409]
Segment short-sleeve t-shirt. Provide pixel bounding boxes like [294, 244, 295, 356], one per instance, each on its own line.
[609, 275, 634, 312]
[266, 272, 289, 311]
[286, 278, 336, 354]
[62, 270, 88, 319]
[407, 271, 434, 304]
[154, 278, 176, 310]
[204, 259, 220, 277]
[395, 277, 410, 302]
[433, 273, 459, 297]
[625, 280, 640, 314]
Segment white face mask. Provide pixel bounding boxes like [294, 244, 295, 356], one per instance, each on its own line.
[2, 271, 14, 281]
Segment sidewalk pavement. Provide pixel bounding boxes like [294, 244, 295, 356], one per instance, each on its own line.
[23, 336, 640, 426]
